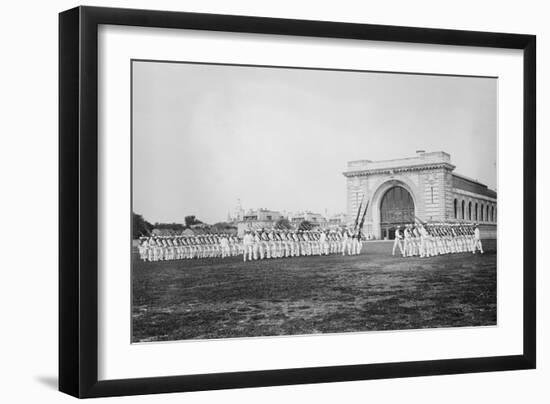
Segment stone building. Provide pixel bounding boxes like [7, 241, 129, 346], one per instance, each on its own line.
[343, 151, 497, 240]
[236, 208, 284, 236]
[289, 211, 327, 226]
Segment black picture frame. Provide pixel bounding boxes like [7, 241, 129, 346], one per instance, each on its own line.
[59, 5, 536, 398]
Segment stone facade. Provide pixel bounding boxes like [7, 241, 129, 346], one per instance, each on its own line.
[343, 151, 497, 239]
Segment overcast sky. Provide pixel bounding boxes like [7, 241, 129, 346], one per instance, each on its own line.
[132, 61, 497, 225]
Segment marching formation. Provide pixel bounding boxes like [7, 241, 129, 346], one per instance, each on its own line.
[392, 222, 484, 258]
[137, 234, 241, 262]
[137, 198, 372, 263]
[241, 229, 363, 262]
[137, 222, 484, 262]
[137, 199, 484, 263]
[136, 229, 368, 262]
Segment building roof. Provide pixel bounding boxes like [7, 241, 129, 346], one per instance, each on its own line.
[344, 150, 497, 199]
[452, 173, 497, 198]
[344, 151, 455, 177]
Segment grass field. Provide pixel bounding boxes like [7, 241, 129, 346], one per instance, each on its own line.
[132, 240, 497, 342]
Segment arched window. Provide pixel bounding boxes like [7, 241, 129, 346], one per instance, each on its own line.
[461, 200, 465, 220]
[468, 202, 472, 220]
[480, 204, 484, 221]
[491, 206, 495, 222]
[475, 203, 478, 221]
[486, 205, 489, 222]
[454, 199, 458, 219]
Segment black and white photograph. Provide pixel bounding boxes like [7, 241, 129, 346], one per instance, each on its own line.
[131, 60, 498, 343]
[1, 0, 544, 401]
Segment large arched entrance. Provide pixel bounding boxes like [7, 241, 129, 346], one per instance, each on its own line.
[379, 186, 415, 240]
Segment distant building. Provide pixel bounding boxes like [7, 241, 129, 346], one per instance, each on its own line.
[289, 211, 327, 226]
[343, 151, 497, 240]
[182, 224, 237, 236]
[242, 208, 284, 222]
[328, 213, 347, 226]
[236, 208, 285, 236]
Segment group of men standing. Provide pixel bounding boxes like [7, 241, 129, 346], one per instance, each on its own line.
[391, 222, 484, 258]
[137, 222, 485, 263]
[137, 234, 241, 262]
[137, 228, 366, 262]
[240, 229, 363, 262]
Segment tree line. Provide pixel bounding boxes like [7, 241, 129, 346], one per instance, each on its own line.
[132, 212, 205, 239]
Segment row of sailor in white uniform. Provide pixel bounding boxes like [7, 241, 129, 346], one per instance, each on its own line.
[240, 229, 363, 262]
[392, 222, 484, 258]
[137, 234, 241, 261]
[137, 229, 366, 262]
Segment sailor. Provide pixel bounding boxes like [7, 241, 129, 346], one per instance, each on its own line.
[301, 231, 309, 256]
[472, 224, 477, 250]
[257, 229, 266, 259]
[435, 224, 444, 256]
[157, 237, 165, 261]
[137, 237, 147, 261]
[341, 230, 350, 256]
[451, 223, 460, 254]
[166, 236, 174, 260]
[268, 230, 277, 259]
[327, 231, 334, 254]
[189, 236, 197, 259]
[440, 224, 449, 255]
[348, 230, 356, 256]
[312, 231, 319, 256]
[201, 235, 208, 258]
[252, 230, 263, 260]
[279, 231, 289, 258]
[242, 231, 254, 262]
[472, 223, 484, 254]
[154, 237, 161, 261]
[392, 226, 404, 257]
[198, 235, 204, 258]
[146, 237, 153, 261]
[229, 235, 239, 257]
[295, 230, 303, 256]
[319, 230, 328, 256]
[403, 225, 412, 257]
[276, 231, 284, 258]
[314, 231, 321, 255]
[206, 235, 214, 258]
[172, 236, 180, 260]
[418, 224, 429, 258]
[179, 236, 186, 259]
[219, 233, 230, 258]
[354, 230, 363, 255]
[335, 230, 342, 254]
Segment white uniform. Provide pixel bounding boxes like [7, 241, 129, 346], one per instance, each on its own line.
[220, 236, 230, 258]
[392, 228, 404, 256]
[342, 232, 349, 256]
[319, 232, 329, 255]
[242, 233, 254, 262]
[473, 227, 484, 254]
[419, 226, 429, 257]
[403, 228, 412, 257]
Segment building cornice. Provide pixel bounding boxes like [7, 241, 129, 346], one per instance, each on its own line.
[453, 188, 497, 203]
[343, 162, 456, 178]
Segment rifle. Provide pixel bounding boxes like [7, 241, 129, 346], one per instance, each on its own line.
[414, 215, 427, 226]
[353, 194, 365, 232]
[358, 201, 370, 232]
